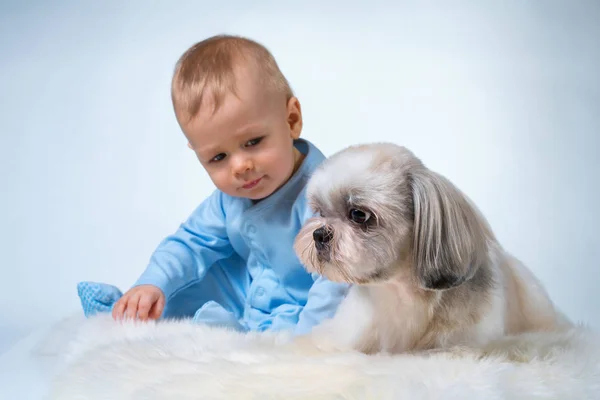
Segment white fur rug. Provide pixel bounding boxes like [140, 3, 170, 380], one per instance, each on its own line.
[40, 314, 600, 399]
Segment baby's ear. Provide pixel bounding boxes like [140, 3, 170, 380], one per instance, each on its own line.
[409, 169, 490, 290]
[287, 96, 303, 139]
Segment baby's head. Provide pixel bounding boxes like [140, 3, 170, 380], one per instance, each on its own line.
[171, 35, 304, 200]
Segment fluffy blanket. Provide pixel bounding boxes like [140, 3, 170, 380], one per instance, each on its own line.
[40, 314, 600, 399]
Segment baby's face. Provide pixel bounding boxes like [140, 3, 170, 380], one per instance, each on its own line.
[180, 68, 303, 200]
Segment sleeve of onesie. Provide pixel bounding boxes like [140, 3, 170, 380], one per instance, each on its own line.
[294, 273, 351, 336]
[132, 190, 234, 301]
[292, 194, 351, 336]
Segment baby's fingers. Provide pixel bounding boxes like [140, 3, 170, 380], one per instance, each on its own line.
[148, 294, 165, 320]
[112, 296, 128, 320]
[137, 295, 155, 321]
[124, 294, 141, 320]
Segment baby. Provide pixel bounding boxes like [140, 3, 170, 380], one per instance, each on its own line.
[77, 34, 349, 335]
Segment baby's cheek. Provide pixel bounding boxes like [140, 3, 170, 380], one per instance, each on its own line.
[280, 151, 296, 172]
[261, 153, 281, 174]
[209, 169, 231, 190]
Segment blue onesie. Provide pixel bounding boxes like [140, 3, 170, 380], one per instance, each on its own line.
[78, 139, 350, 335]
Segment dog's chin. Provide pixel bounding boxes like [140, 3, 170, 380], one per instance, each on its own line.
[318, 264, 350, 283]
[353, 268, 395, 285]
[315, 259, 394, 285]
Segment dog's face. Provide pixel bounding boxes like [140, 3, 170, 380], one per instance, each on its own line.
[294, 143, 491, 289]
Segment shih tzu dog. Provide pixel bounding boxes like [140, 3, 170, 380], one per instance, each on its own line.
[294, 143, 569, 355]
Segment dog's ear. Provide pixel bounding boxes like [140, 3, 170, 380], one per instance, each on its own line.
[409, 169, 490, 290]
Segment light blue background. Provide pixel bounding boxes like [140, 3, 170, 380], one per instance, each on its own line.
[1, 0, 598, 353]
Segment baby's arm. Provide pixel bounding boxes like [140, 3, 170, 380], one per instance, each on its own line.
[114, 190, 234, 320]
[295, 286, 374, 353]
[293, 273, 350, 335]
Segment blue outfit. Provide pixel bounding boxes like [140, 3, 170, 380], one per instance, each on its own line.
[78, 139, 349, 335]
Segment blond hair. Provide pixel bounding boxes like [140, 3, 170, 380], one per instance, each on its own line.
[171, 34, 294, 123]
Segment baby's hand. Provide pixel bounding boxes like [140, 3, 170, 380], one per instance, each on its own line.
[111, 285, 165, 321]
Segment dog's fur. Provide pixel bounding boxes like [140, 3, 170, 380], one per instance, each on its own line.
[294, 143, 570, 354]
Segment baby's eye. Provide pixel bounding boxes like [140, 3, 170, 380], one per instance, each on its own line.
[245, 137, 264, 147]
[210, 153, 226, 162]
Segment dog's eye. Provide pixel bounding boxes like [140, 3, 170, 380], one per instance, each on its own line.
[348, 209, 371, 224]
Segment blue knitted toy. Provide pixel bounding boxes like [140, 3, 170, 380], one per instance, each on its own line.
[77, 281, 123, 317]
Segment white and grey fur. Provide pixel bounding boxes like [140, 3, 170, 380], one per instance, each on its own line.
[294, 143, 570, 354]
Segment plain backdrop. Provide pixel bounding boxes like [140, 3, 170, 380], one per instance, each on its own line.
[1, 0, 599, 353]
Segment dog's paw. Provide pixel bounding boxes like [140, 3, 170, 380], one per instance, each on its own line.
[279, 334, 349, 357]
[417, 345, 484, 360]
[418, 343, 534, 364]
[276, 335, 322, 357]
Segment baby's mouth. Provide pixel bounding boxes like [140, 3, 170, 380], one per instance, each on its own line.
[242, 176, 263, 189]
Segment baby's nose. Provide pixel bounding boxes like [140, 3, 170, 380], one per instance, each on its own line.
[232, 156, 253, 175]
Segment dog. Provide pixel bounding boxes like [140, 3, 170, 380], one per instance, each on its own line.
[293, 143, 570, 355]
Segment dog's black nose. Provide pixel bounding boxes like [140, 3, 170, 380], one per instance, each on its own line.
[313, 226, 332, 245]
